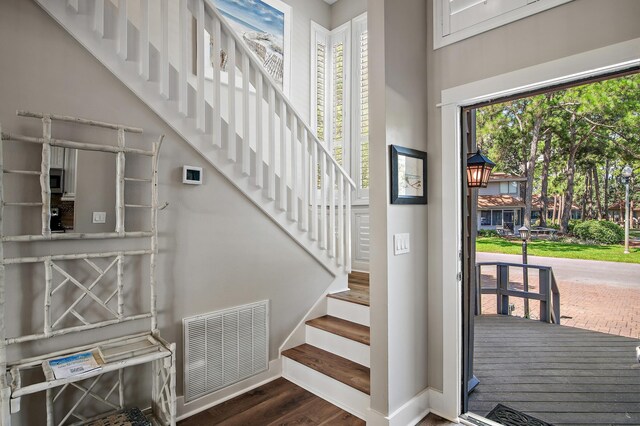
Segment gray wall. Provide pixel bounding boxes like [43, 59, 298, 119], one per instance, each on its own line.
[426, 0, 640, 391]
[368, 0, 429, 417]
[330, 0, 367, 29]
[0, 0, 333, 422]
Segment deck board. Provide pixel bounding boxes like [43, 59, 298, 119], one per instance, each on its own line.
[469, 315, 640, 425]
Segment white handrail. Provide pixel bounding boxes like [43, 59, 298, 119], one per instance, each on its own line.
[202, 0, 356, 189]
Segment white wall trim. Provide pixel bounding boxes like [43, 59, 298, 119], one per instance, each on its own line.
[437, 36, 640, 420]
[176, 359, 281, 420]
[367, 387, 454, 426]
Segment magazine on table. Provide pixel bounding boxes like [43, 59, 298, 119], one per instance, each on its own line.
[43, 351, 103, 380]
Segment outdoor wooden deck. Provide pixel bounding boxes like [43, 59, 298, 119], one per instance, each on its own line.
[469, 315, 640, 425]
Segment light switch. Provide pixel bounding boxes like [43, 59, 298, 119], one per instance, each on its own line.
[394, 233, 410, 255]
[92, 212, 106, 224]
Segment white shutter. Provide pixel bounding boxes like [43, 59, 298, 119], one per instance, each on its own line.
[352, 14, 369, 201]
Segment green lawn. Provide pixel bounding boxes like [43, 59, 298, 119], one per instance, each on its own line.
[476, 236, 640, 264]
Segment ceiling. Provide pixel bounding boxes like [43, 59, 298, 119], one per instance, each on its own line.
[323, 0, 338, 4]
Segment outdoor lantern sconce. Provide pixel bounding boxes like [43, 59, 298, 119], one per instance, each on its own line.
[622, 165, 633, 183]
[518, 225, 530, 242]
[466, 150, 495, 188]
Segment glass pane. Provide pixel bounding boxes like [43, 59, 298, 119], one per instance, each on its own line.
[481, 210, 491, 225]
[492, 210, 502, 225]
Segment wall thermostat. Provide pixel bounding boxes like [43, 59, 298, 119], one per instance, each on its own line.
[183, 166, 203, 185]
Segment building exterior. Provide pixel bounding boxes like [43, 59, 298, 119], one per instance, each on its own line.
[608, 201, 639, 227]
[478, 173, 582, 233]
[477, 173, 526, 232]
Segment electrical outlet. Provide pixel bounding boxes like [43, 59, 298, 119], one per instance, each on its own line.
[394, 233, 410, 255]
[92, 212, 106, 224]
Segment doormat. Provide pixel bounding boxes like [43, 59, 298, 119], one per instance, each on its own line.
[486, 404, 553, 426]
[86, 407, 151, 426]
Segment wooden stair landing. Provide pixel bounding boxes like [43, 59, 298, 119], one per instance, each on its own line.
[328, 288, 369, 306]
[282, 344, 371, 395]
[306, 315, 370, 345]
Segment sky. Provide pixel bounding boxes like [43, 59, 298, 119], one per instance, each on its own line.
[213, 0, 285, 39]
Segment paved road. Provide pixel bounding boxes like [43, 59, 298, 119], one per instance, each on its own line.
[477, 252, 640, 289]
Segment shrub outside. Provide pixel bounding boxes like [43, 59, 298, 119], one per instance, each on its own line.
[573, 220, 625, 244]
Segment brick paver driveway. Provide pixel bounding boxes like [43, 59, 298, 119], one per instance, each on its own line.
[477, 252, 640, 339]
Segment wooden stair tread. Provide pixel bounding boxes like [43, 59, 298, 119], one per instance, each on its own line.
[327, 288, 369, 306]
[306, 315, 370, 345]
[282, 344, 370, 395]
[348, 271, 369, 288]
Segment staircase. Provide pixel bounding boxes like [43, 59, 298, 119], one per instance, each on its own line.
[34, 0, 355, 275]
[282, 272, 371, 420]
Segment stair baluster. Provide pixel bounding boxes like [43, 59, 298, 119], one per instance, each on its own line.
[227, 36, 237, 161]
[94, 0, 104, 38]
[301, 128, 309, 232]
[196, 0, 206, 130]
[138, 0, 149, 79]
[212, 15, 222, 147]
[268, 86, 277, 200]
[40, 0, 357, 273]
[179, 0, 189, 116]
[117, 0, 127, 60]
[242, 53, 251, 175]
[255, 73, 264, 188]
[291, 115, 299, 222]
[160, 0, 169, 99]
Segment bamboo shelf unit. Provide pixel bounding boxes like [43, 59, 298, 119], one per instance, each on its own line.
[0, 111, 176, 425]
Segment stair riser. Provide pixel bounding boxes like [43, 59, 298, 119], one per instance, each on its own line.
[282, 357, 370, 420]
[305, 326, 370, 367]
[327, 298, 370, 326]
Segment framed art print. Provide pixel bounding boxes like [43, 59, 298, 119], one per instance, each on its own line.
[205, 0, 292, 95]
[390, 145, 427, 204]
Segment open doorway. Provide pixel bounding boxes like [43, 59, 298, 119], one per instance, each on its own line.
[462, 70, 640, 424]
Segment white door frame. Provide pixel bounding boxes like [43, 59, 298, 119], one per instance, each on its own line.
[435, 37, 640, 420]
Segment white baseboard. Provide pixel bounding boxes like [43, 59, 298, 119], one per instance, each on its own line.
[367, 387, 461, 426]
[176, 359, 281, 421]
[428, 388, 461, 422]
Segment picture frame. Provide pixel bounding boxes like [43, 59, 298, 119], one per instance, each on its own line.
[390, 145, 427, 204]
[206, 0, 292, 95]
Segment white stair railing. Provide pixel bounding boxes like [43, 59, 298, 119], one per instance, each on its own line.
[62, 0, 355, 271]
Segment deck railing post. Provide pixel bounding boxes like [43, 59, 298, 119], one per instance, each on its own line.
[539, 268, 551, 323]
[475, 264, 482, 315]
[551, 272, 561, 324]
[497, 264, 509, 315]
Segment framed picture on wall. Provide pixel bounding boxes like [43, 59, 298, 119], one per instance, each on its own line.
[205, 0, 292, 95]
[390, 145, 427, 204]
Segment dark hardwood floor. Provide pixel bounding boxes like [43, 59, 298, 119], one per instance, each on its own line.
[178, 377, 365, 425]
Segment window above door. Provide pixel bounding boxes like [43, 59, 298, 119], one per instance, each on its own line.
[433, 0, 574, 49]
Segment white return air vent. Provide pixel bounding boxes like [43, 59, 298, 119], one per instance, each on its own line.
[183, 300, 269, 403]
